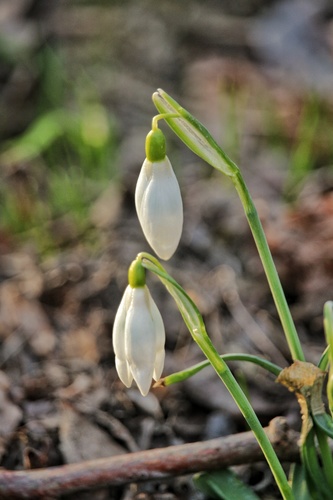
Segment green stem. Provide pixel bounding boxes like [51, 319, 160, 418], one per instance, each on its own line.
[195, 334, 293, 500]
[152, 113, 179, 131]
[152, 89, 303, 362]
[324, 302, 333, 415]
[161, 353, 282, 386]
[140, 252, 292, 498]
[233, 171, 305, 362]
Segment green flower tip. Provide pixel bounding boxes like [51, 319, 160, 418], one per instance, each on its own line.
[128, 259, 146, 288]
[145, 128, 166, 162]
[153, 89, 178, 110]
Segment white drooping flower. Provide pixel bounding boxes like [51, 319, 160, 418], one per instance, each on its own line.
[112, 284, 165, 396]
[135, 128, 183, 261]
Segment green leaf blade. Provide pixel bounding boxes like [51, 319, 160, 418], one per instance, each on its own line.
[290, 463, 314, 500]
[194, 469, 260, 500]
[152, 89, 238, 177]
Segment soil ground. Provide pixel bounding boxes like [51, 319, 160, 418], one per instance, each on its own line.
[1, 1, 333, 498]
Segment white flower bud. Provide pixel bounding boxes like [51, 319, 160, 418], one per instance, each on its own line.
[112, 285, 165, 396]
[135, 156, 183, 260]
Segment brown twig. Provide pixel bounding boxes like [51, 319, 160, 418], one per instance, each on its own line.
[0, 417, 299, 499]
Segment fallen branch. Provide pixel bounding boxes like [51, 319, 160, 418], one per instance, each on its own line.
[0, 417, 299, 499]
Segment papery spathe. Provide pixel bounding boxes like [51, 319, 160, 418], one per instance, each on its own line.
[112, 284, 165, 396]
[135, 157, 183, 260]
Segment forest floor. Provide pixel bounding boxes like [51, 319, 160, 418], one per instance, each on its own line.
[1, 1, 333, 498]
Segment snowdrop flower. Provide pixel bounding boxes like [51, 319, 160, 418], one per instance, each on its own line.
[135, 127, 183, 260]
[112, 259, 165, 396]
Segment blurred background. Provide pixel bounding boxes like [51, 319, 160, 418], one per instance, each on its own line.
[1, 0, 333, 498]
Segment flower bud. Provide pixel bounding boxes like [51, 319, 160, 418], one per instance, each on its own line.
[112, 281, 165, 396]
[135, 130, 183, 260]
[145, 129, 166, 162]
[128, 258, 146, 288]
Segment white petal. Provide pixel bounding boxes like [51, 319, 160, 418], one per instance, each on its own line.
[153, 350, 165, 381]
[112, 286, 132, 359]
[147, 289, 165, 380]
[125, 287, 156, 395]
[131, 366, 153, 396]
[135, 157, 183, 260]
[113, 285, 166, 395]
[115, 358, 133, 387]
[148, 290, 165, 351]
[135, 158, 152, 218]
[113, 286, 133, 387]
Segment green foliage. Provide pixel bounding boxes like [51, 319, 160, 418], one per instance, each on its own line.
[193, 470, 260, 500]
[290, 464, 313, 500]
[284, 96, 321, 200]
[263, 94, 333, 201]
[0, 47, 119, 252]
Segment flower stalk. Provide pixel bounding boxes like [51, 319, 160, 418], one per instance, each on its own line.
[152, 88, 305, 362]
[113, 90, 333, 498]
[232, 171, 305, 362]
[324, 301, 333, 415]
[139, 252, 293, 500]
[156, 353, 282, 387]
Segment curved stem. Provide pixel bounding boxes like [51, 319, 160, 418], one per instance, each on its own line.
[152, 90, 303, 362]
[158, 353, 282, 387]
[196, 335, 293, 500]
[152, 113, 179, 131]
[233, 171, 305, 362]
[140, 255, 293, 497]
